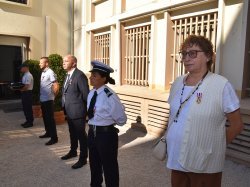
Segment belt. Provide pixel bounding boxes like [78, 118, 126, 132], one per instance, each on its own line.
[88, 124, 118, 137]
[89, 125, 115, 132]
[22, 90, 32, 93]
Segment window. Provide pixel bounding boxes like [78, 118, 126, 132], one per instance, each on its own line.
[124, 24, 151, 86]
[171, 11, 218, 81]
[6, 0, 27, 4]
[93, 32, 111, 65]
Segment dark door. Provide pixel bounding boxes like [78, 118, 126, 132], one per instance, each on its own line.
[0, 45, 22, 99]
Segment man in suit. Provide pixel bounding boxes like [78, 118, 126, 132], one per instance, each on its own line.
[61, 55, 89, 169]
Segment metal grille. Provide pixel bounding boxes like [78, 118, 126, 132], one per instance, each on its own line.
[118, 94, 169, 136]
[94, 32, 110, 65]
[124, 25, 151, 86]
[171, 11, 218, 81]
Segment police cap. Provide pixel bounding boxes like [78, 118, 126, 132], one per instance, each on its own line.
[90, 60, 114, 74]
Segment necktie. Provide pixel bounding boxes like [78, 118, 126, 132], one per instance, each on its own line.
[62, 74, 70, 107]
[64, 74, 70, 88]
[88, 91, 97, 119]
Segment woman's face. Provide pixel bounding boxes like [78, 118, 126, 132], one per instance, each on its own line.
[181, 44, 209, 74]
[90, 72, 106, 89]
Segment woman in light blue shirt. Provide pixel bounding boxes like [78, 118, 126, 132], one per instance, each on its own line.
[87, 61, 127, 187]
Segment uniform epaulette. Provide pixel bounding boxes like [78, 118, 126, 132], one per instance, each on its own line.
[104, 88, 113, 97]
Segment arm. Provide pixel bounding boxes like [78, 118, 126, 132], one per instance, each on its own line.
[52, 81, 59, 96]
[110, 96, 127, 126]
[20, 84, 30, 91]
[225, 109, 244, 144]
[50, 71, 59, 96]
[77, 73, 90, 103]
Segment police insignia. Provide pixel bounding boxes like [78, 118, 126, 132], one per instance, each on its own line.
[104, 88, 113, 97]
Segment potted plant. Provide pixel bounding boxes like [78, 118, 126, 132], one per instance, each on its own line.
[49, 54, 67, 124]
[23, 59, 42, 118]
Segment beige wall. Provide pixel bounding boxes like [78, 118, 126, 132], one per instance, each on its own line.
[75, 0, 249, 95]
[221, 0, 246, 91]
[0, 0, 71, 60]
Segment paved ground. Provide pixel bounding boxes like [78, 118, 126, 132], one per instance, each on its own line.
[0, 107, 250, 187]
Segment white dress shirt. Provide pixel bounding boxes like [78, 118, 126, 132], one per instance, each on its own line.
[166, 81, 239, 172]
[87, 85, 127, 126]
[22, 71, 33, 90]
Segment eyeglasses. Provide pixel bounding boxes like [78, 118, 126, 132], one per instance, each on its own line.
[179, 50, 204, 59]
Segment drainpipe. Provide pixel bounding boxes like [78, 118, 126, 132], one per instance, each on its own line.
[70, 0, 74, 54]
[45, 16, 50, 56]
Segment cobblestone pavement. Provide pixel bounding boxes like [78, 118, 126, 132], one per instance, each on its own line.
[0, 109, 250, 187]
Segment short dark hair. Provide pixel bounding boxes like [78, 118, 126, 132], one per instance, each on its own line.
[40, 57, 49, 63]
[95, 71, 115, 85]
[180, 35, 214, 71]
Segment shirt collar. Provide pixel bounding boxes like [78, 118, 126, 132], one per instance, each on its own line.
[95, 85, 106, 95]
[43, 67, 49, 73]
[67, 68, 76, 76]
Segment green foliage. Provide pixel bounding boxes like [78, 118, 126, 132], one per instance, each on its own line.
[48, 54, 66, 111]
[23, 59, 41, 105]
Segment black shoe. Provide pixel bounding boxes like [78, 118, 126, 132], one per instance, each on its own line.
[45, 138, 58, 146]
[72, 159, 87, 169]
[39, 134, 50, 138]
[21, 121, 28, 127]
[61, 152, 77, 160]
[23, 123, 33, 128]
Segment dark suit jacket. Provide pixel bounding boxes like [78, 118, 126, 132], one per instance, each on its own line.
[63, 68, 89, 119]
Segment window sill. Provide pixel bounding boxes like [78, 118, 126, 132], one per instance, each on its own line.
[110, 85, 169, 102]
[0, 0, 31, 8]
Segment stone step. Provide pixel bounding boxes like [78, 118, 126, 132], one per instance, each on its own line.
[246, 88, 250, 97]
[0, 99, 22, 112]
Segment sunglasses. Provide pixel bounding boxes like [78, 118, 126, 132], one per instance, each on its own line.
[179, 50, 204, 59]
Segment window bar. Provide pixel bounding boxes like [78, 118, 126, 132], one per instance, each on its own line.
[130, 29, 133, 84]
[98, 35, 101, 61]
[131, 28, 135, 85]
[201, 15, 204, 36]
[207, 14, 211, 39]
[142, 26, 146, 86]
[138, 27, 142, 85]
[125, 30, 128, 84]
[189, 17, 193, 35]
[95, 37, 97, 61]
[127, 30, 130, 84]
[178, 20, 183, 77]
[134, 27, 138, 85]
[184, 18, 188, 39]
[101, 35, 103, 62]
[145, 25, 150, 85]
[172, 21, 177, 82]
[213, 13, 217, 50]
[105, 34, 107, 64]
[195, 16, 199, 35]
[103, 35, 106, 64]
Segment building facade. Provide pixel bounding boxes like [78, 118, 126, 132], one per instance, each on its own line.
[0, 0, 73, 82]
[74, 0, 250, 165]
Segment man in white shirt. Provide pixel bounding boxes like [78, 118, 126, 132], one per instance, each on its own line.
[20, 64, 34, 128]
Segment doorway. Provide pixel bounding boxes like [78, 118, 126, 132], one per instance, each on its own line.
[0, 45, 22, 99]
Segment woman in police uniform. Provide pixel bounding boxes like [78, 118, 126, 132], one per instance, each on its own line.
[87, 61, 127, 187]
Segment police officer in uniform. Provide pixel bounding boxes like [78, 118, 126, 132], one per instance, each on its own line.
[19, 64, 34, 128]
[87, 61, 127, 187]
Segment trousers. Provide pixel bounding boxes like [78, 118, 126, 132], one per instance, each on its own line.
[41, 100, 57, 139]
[88, 127, 119, 187]
[171, 170, 222, 187]
[67, 117, 88, 160]
[21, 91, 33, 124]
